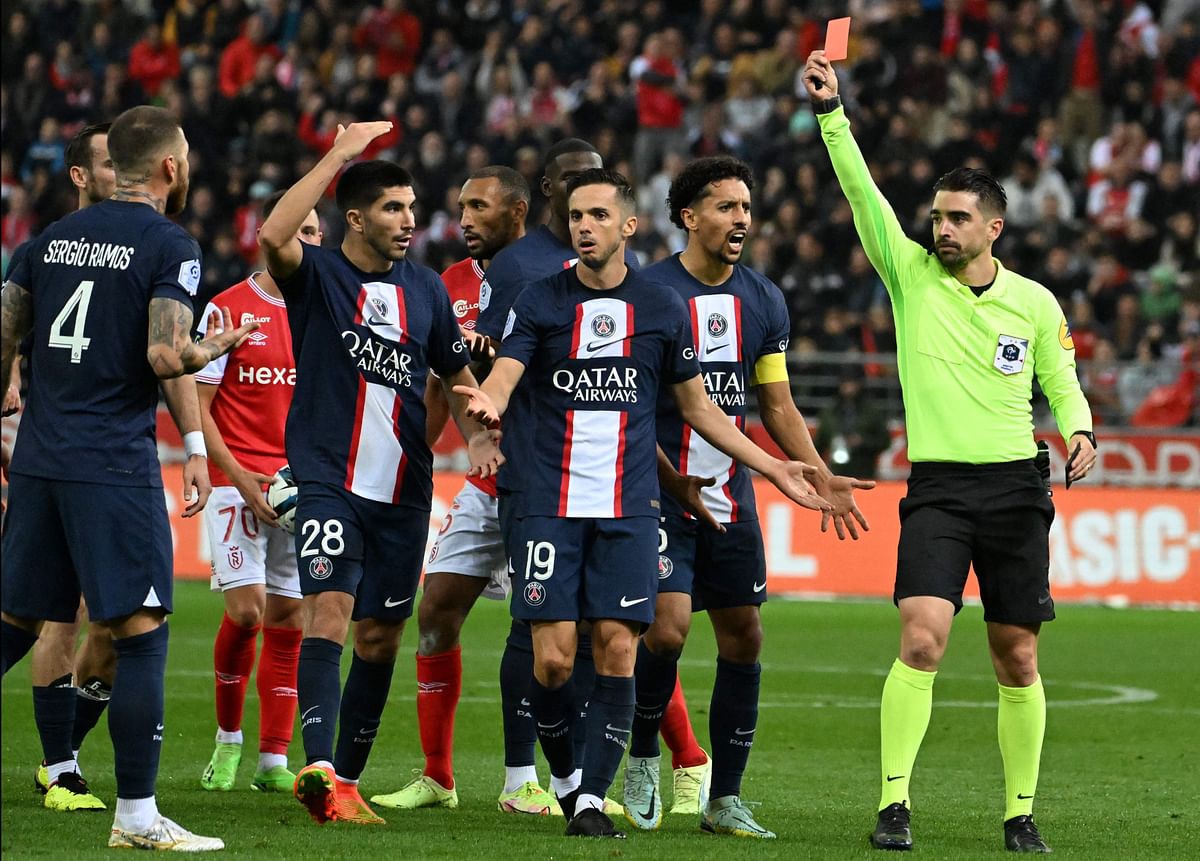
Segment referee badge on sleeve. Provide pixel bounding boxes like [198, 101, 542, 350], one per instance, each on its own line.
[993, 335, 1029, 375]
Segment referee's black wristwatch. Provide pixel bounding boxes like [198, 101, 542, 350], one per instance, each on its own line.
[1071, 430, 1097, 449]
[812, 94, 842, 114]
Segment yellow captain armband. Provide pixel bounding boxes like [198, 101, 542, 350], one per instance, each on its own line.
[751, 352, 789, 386]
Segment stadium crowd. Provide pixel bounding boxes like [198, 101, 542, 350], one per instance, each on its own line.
[2, 0, 1198, 426]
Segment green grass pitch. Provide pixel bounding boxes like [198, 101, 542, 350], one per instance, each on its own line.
[3, 582, 1197, 859]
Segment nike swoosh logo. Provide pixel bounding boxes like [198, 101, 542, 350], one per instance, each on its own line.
[705, 343, 726, 354]
[886, 774, 905, 782]
[752, 581, 766, 593]
[1037, 593, 1052, 605]
[1017, 793, 1034, 799]
[155, 723, 165, 731]
[640, 790, 657, 822]
[520, 699, 531, 707]
[301, 706, 319, 720]
[384, 596, 412, 608]
[733, 727, 754, 736]
[537, 720, 565, 730]
[619, 596, 649, 607]
[583, 335, 632, 353]
[605, 724, 630, 733]
[358, 727, 378, 736]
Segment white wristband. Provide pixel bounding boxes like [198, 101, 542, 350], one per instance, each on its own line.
[183, 431, 207, 459]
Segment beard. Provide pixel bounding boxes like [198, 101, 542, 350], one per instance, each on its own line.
[936, 243, 973, 271]
[166, 177, 189, 215]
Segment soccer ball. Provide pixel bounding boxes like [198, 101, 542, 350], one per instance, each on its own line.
[267, 466, 299, 534]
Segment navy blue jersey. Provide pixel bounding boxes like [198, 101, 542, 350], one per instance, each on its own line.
[498, 266, 699, 519]
[6, 200, 202, 486]
[650, 256, 791, 523]
[278, 243, 469, 508]
[476, 225, 639, 498]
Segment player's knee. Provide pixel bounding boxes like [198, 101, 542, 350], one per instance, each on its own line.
[645, 629, 686, 661]
[226, 605, 265, 629]
[354, 623, 405, 663]
[535, 654, 575, 689]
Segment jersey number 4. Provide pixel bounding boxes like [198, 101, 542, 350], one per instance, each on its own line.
[48, 280, 95, 363]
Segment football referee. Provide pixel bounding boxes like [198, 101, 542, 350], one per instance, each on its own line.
[804, 52, 1097, 854]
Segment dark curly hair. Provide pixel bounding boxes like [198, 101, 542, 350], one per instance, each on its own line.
[667, 156, 755, 230]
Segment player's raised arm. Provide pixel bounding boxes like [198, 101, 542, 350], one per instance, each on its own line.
[259, 121, 394, 280]
[0, 280, 32, 401]
[146, 301, 258, 379]
[672, 373, 832, 512]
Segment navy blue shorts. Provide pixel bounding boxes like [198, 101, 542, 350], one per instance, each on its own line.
[504, 514, 658, 627]
[294, 482, 427, 622]
[658, 514, 767, 612]
[1, 474, 173, 623]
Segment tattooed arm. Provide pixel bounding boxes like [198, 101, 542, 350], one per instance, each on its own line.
[1, 281, 33, 401]
[146, 298, 259, 379]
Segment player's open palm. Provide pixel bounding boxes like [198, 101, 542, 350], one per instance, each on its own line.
[201, 307, 259, 358]
[671, 474, 727, 534]
[467, 428, 505, 478]
[452, 384, 500, 428]
[234, 469, 279, 527]
[815, 474, 875, 540]
[333, 121, 395, 160]
[771, 460, 833, 512]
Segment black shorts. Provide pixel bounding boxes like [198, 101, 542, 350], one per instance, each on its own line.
[895, 460, 1055, 624]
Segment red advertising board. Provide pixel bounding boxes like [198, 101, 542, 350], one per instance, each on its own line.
[163, 468, 1199, 607]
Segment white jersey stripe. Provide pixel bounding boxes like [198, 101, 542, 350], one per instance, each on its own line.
[692, 293, 741, 363]
[572, 297, 632, 359]
[345, 380, 407, 503]
[561, 409, 623, 518]
[684, 413, 737, 522]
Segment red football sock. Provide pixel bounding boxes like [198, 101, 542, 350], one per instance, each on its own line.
[416, 646, 462, 789]
[213, 613, 260, 734]
[661, 675, 708, 769]
[257, 626, 302, 756]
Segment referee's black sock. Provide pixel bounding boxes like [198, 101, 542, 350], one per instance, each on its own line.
[333, 652, 395, 782]
[630, 640, 677, 758]
[579, 674, 635, 802]
[708, 657, 760, 801]
[33, 674, 76, 773]
[499, 621, 537, 768]
[571, 633, 596, 766]
[110, 624, 169, 799]
[297, 638, 343, 766]
[1, 619, 38, 676]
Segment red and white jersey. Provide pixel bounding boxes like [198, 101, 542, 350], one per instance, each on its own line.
[440, 256, 497, 498]
[196, 274, 295, 486]
[442, 257, 485, 331]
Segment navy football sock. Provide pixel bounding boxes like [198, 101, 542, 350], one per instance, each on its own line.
[297, 638, 343, 766]
[1, 620, 38, 676]
[500, 621, 537, 767]
[630, 641, 677, 758]
[332, 652, 395, 781]
[110, 624, 169, 799]
[709, 658, 760, 800]
[72, 677, 112, 753]
[571, 633, 596, 766]
[33, 674, 77, 768]
[529, 677, 575, 779]
[579, 674, 635, 800]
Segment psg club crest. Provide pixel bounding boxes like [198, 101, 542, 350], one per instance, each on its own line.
[366, 296, 390, 326]
[658, 555, 674, 579]
[309, 555, 333, 580]
[707, 313, 728, 338]
[523, 581, 546, 606]
[227, 546, 243, 571]
[591, 313, 616, 338]
[993, 334, 1029, 375]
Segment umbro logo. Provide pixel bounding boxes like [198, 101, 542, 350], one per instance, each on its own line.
[418, 681, 448, 692]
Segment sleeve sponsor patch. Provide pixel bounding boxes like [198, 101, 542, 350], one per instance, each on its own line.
[479, 278, 491, 311]
[1059, 318, 1074, 351]
[178, 259, 202, 295]
[502, 308, 516, 340]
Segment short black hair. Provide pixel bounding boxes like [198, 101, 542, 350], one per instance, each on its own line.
[107, 106, 183, 177]
[543, 138, 599, 174]
[65, 122, 112, 172]
[668, 156, 755, 230]
[932, 167, 1007, 217]
[468, 165, 531, 205]
[565, 168, 636, 212]
[262, 189, 286, 219]
[335, 160, 414, 213]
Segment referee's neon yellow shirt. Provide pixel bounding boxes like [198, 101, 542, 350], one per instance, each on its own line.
[818, 106, 1092, 464]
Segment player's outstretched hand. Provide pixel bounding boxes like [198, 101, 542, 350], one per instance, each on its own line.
[463, 329, 495, 362]
[181, 453, 214, 518]
[452, 384, 500, 428]
[201, 307, 260, 358]
[333, 121, 395, 161]
[2, 383, 20, 417]
[803, 50, 840, 99]
[663, 473, 727, 534]
[234, 469, 279, 527]
[815, 474, 876, 540]
[769, 460, 833, 512]
[467, 428, 505, 478]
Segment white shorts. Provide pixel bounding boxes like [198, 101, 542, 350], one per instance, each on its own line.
[206, 485, 301, 599]
[427, 482, 510, 601]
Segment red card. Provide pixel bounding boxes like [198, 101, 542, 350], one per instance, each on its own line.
[824, 17, 851, 62]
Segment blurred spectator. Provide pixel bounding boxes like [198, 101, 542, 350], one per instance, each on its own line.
[355, 0, 422, 78]
[1141, 265, 1183, 327]
[1083, 338, 1123, 424]
[21, 118, 65, 182]
[128, 21, 180, 98]
[814, 368, 892, 480]
[1003, 153, 1074, 231]
[219, 14, 281, 99]
[1087, 157, 1147, 238]
[631, 31, 687, 182]
[1119, 336, 1177, 416]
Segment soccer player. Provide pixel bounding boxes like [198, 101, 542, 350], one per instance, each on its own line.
[371, 166, 562, 814]
[257, 121, 499, 826]
[803, 53, 1096, 854]
[21, 124, 214, 814]
[1, 104, 256, 851]
[195, 192, 323, 794]
[621, 156, 876, 838]
[474, 139, 716, 817]
[454, 168, 832, 838]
